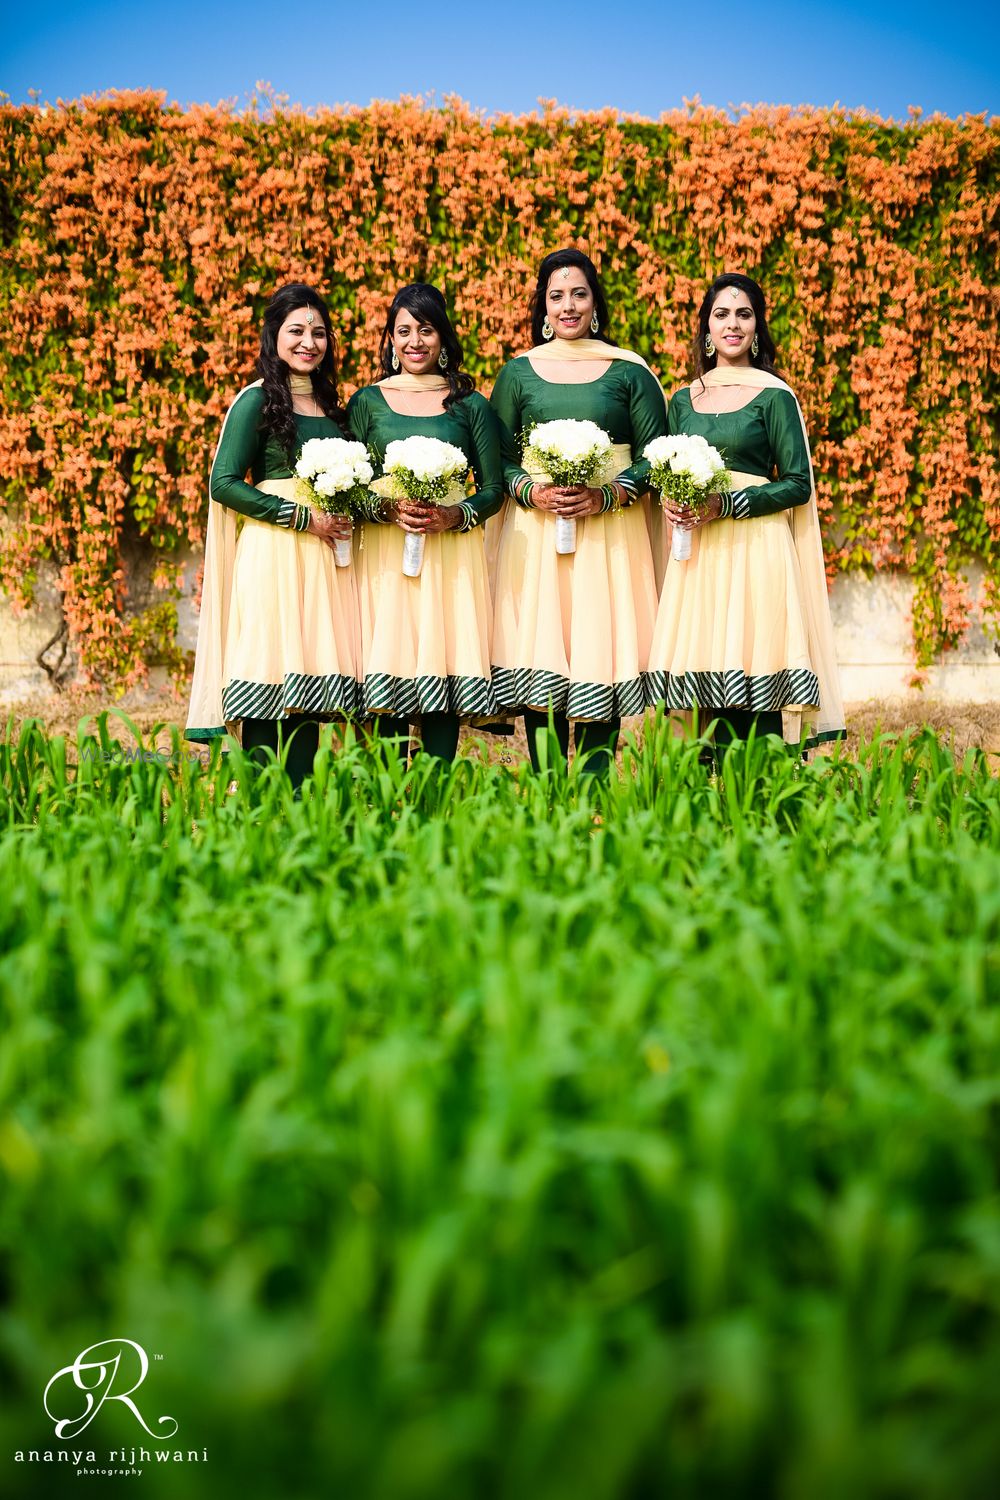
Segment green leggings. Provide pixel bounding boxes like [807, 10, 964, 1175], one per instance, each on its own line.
[523, 709, 620, 779]
[706, 708, 784, 747]
[373, 712, 460, 763]
[242, 717, 321, 791]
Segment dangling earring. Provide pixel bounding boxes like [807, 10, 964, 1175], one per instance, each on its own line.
[704, 334, 716, 357]
[590, 312, 599, 333]
[438, 350, 448, 369]
[542, 316, 554, 341]
[751, 334, 759, 358]
[391, 346, 400, 372]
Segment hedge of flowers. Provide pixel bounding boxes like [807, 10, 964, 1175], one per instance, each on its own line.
[0, 92, 996, 681]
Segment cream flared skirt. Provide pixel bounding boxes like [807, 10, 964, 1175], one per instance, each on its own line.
[355, 522, 497, 718]
[644, 486, 820, 715]
[221, 516, 361, 723]
[490, 503, 657, 721]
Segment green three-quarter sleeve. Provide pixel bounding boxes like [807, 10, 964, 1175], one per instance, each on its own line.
[613, 364, 669, 497]
[733, 390, 812, 519]
[489, 363, 532, 499]
[459, 395, 505, 529]
[210, 387, 296, 528]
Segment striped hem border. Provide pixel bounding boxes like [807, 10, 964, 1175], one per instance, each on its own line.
[803, 728, 846, 750]
[492, 666, 645, 720]
[363, 672, 499, 718]
[222, 673, 360, 721]
[643, 667, 821, 714]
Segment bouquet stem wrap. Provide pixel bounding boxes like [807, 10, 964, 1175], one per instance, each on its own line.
[402, 533, 426, 577]
[554, 517, 577, 555]
[672, 527, 693, 562]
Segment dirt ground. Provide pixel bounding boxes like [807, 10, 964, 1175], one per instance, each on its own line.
[4, 682, 1000, 765]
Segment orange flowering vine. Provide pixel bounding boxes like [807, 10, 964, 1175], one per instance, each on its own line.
[0, 92, 996, 680]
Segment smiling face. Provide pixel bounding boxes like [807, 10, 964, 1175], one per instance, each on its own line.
[391, 307, 442, 375]
[708, 285, 756, 366]
[545, 265, 595, 341]
[275, 306, 328, 375]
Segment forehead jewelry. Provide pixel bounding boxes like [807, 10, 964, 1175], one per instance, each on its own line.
[306, 311, 315, 324]
[559, 267, 572, 280]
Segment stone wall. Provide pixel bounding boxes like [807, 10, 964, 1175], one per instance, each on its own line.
[2, 551, 998, 705]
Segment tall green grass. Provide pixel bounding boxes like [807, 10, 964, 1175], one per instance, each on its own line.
[1, 714, 998, 1499]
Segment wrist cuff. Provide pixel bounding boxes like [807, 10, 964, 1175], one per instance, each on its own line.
[731, 490, 751, 520]
[458, 501, 478, 531]
[275, 498, 299, 529]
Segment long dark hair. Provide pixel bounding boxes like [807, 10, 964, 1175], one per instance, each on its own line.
[256, 283, 346, 455]
[529, 248, 615, 347]
[693, 273, 778, 379]
[376, 283, 475, 410]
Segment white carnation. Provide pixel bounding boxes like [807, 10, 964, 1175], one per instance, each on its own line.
[315, 467, 352, 496]
[523, 418, 615, 486]
[528, 419, 612, 462]
[384, 436, 467, 482]
[296, 437, 373, 490]
[645, 432, 731, 513]
[643, 436, 682, 467]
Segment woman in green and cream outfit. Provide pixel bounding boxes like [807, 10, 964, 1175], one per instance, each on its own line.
[347, 283, 504, 762]
[186, 283, 361, 786]
[489, 248, 668, 774]
[645, 273, 844, 750]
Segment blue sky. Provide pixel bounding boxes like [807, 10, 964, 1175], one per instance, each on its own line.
[1, 0, 995, 118]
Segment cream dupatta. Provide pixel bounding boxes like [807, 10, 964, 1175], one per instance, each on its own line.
[185, 380, 263, 740]
[700, 367, 845, 746]
[376, 374, 450, 395]
[516, 336, 666, 390]
[515, 338, 670, 584]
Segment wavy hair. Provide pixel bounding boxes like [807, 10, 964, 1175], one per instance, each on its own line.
[693, 273, 778, 379]
[256, 283, 347, 456]
[376, 283, 475, 409]
[529, 248, 616, 347]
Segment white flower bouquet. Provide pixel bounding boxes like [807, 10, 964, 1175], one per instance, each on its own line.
[522, 419, 614, 555]
[295, 437, 374, 566]
[643, 435, 732, 562]
[369, 435, 469, 577]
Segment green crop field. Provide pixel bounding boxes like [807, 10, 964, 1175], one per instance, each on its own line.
[1, 716, 998, 1500]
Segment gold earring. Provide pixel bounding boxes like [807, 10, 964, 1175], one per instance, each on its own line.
[391, 346, 400, 371]
[751, 334, 759, 357]
[590, 312, 599, 333]
[542, 316, 554, 341]
[705, 334, 716, 357]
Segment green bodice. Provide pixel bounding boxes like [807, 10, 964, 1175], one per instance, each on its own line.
[667, 386, 811, 517]
[489, 356, 668, 499]
[345, 386, 504, 527]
